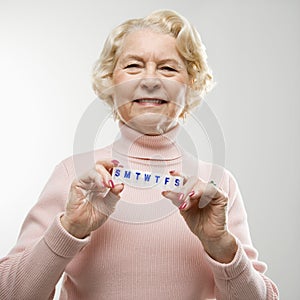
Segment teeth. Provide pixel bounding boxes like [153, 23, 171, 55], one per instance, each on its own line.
[136, 99, 165, 104]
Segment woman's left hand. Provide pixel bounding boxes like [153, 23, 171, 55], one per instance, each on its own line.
[162, 171, 238, 263]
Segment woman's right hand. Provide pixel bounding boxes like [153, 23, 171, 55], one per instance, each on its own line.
[60, 160, 124, 239]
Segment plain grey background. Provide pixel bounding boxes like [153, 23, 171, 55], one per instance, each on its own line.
[0, 0, 299, 298]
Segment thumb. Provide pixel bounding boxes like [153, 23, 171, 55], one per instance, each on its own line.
[162, 190, 183, 207]
[110, 183, 125, 196]
[101, 184, 124, 216]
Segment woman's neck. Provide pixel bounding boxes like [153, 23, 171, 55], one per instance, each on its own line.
[112, 122, 182, 161]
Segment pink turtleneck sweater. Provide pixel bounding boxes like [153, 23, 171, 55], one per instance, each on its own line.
[0, 124, 279, 299]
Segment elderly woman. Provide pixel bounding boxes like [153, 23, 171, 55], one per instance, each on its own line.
[0, 9, 278, 300]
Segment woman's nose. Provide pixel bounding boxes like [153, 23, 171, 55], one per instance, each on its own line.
[140, 76, 161, 91]
[138, 63, 162, 91]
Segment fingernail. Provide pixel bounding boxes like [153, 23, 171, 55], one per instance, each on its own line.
[169, 170, 176, 174]
[111, 160, 119, 165]
[179, 202, 187, 210]
[178, 193, 184, 202]
[108, 180, 115, 188]
[188, 191, 195, 197]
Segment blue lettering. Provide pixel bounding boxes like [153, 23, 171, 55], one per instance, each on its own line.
[114, 169, 120, 177]
[124, 170, 131, 179]
[174, 178, 180, 186]
[144, 174, 151, 182]
[155, 175, 161, 183]
[164, 177, 170, 185]
[135, 172, 141, 180]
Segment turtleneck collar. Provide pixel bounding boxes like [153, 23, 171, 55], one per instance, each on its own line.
[112, 122, 182, 161]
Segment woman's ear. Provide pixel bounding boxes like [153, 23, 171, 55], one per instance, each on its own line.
[112, 104, 120, 121]
[188, 74, 195, 89]
[179, 105, 188, 119]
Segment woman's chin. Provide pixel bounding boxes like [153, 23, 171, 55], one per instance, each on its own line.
[124, 113, 178, 135]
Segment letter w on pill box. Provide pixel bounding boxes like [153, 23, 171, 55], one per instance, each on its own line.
[112, 167, 183, 190]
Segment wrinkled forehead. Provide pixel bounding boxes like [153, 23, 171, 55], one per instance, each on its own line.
[116, 29, 186, 66]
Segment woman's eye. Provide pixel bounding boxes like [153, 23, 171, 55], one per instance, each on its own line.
[124, 64, 142, 69]
[160, 66, 177, 72]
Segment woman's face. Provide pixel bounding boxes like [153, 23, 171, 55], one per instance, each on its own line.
[112, 29, 189, 135]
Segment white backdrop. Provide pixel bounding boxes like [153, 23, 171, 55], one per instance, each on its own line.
[1, 1, 299, 299]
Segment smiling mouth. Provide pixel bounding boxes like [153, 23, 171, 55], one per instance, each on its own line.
[133, 98, 168, 104]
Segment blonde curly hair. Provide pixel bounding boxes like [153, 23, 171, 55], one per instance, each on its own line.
[92, 9, 214, 115]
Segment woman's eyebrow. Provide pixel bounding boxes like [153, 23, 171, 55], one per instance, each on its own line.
[159, 59, 183, 66]
[120, 55, 184, 67]
[121, 54, 144, 62]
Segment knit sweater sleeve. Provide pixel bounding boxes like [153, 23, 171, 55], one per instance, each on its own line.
[205, 170, 279, 299]
[0, 161, 90, 300]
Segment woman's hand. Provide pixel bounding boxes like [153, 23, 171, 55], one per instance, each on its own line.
[162, 171, 237, 263]
[61, 160, 124, 239]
